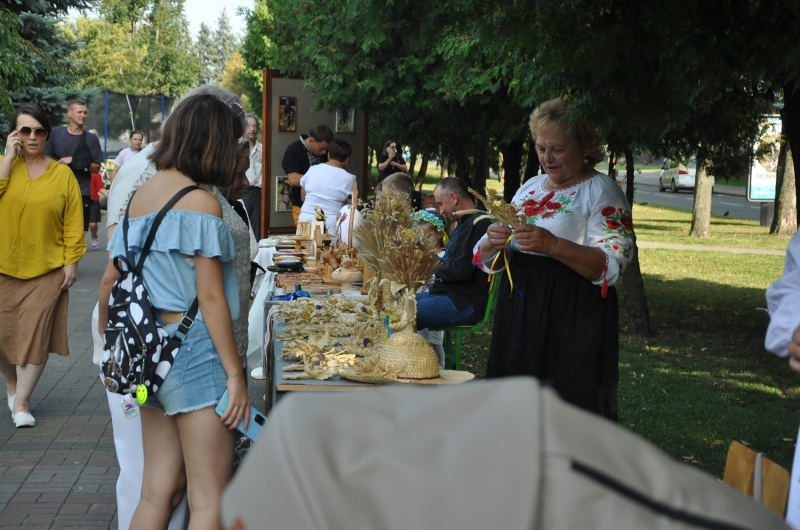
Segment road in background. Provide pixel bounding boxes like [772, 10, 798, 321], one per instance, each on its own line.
[619, 172, 761, 221]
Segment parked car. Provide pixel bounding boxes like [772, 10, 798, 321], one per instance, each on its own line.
[658, 159, 715, 192]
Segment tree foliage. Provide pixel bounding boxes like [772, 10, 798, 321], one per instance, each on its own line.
[1, 0, 94, 137]
[67, 0, 200, 97]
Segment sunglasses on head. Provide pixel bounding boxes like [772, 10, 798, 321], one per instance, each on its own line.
[16, 126, 48, 140]
[228, 102, 244, 120]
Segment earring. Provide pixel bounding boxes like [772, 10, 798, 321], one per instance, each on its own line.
[583, 156, 589, 165]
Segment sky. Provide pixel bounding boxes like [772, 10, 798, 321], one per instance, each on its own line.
[183, 0, 253, 37]
[68, 0, 254, 38]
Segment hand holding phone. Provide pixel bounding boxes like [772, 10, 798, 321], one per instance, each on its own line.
[215, 390, 267, 441]
[5, 130, 21, 157]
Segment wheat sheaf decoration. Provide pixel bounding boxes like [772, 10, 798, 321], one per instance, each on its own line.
[354, 189, 413, 274]
[452, 187, 526, 226]
[454, 187, 524, 296]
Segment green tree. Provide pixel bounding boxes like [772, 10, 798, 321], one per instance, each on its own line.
[194, 22, 216, 84]
[67, 0, 200, 97]
[1, 0, 95, 137]
[140, 0, 199, 96]
[238, 1, 273, 117]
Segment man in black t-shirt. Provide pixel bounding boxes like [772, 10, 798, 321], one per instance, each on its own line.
[281, 124, 334, 225]
[44, 99, 104, 238]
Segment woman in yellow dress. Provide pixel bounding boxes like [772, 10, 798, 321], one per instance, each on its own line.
[0, 105, 86, 428]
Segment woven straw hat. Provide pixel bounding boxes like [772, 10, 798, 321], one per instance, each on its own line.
[339, 332, 474, 385]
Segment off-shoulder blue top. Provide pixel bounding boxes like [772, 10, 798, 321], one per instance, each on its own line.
[107, 209, 239, 321]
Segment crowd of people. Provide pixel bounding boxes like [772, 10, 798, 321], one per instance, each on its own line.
[2, 89, 800, 529]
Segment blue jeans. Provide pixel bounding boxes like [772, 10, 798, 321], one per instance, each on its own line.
[415, 292, 479, 330]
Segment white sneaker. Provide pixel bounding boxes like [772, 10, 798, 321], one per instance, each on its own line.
[7, 393, 14, 414]
[12, 411, 35, 428]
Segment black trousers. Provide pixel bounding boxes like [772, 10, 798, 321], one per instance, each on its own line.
[242, 187, 262, 240]
[486, 253, 620, 421]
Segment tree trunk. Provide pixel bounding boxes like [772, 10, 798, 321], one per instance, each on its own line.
[619, 152, 652, 337]
[500, 138, 524, 202]
[523, 140, 538, 183]
[455, 151, 472, 187]
[783, 86, 800, 220]
[608, 152, 617, 180]
[623, 147, 636, 205]
[414, 155, 429, 190]
[689, 157, 713, 237]
[407, 148, 417, 181]
[771, 140, 797, 235]
[473, 138, 489, 193]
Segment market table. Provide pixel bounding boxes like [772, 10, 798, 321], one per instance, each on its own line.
[264, 319, 377, 413]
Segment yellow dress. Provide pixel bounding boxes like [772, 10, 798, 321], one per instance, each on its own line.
[0, 156, 86, 279]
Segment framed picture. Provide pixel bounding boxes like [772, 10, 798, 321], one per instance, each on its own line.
[336, 108, 355, 133]
[278, 96, 297, 132]
[276, 176, 292, 212]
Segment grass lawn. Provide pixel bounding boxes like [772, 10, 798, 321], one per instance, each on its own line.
[632, 203, 792, 251]
[455, 205, 796, 477]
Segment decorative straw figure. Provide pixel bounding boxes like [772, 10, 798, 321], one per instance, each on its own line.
[355, 189, 441, 339]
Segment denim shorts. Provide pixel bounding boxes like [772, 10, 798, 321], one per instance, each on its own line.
[139, 319, 228, 416]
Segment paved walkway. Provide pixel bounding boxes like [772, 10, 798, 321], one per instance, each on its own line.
[637, 241, 787, 255]
[0, 222, 266, 529]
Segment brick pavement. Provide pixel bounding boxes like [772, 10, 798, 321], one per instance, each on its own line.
[0, 219, 268, 529]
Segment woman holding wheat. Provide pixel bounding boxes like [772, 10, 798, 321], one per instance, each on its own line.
[473, 97, 634, 420]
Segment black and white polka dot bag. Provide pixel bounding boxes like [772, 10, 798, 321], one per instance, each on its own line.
[101, 186, 200, 402]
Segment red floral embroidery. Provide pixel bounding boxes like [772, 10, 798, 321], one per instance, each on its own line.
[546, 201, 562, 210]
[600, 205, 617, 217]
[606, 219, 622, 230]
[620, 214, 633, 232]
[542, 210, 556, 219]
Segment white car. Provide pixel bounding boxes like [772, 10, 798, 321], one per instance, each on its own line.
[658, 159, 714, 192]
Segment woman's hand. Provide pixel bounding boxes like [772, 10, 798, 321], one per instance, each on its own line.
[5, 130, 21, 157]
[486, 223, 514, 251]
[513, 224, 559, 255]
[59, 263, 78, 291]
[220, 374, 250, 432]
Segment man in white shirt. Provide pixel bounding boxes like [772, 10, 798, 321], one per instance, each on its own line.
[242, 114, 263, 239]
[765, 232, 800, 370]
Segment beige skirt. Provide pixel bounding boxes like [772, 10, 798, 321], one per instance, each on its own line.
[0, 269, 69, 365]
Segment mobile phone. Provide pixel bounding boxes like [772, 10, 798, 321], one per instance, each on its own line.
[215, 390, 267, 441]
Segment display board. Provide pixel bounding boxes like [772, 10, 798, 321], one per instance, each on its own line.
[260, 70, 368, 237]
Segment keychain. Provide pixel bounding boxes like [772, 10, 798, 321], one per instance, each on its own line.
[121, 394, 139, 420]
[136, 384, 148, 405]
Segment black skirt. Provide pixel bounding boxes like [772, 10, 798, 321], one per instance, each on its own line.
[486, 253, 619, 421]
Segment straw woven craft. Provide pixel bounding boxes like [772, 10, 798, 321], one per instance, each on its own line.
[339, 332, 474, 385]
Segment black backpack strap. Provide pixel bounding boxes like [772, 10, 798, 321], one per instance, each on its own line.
[134, 185, 202, 271]
[171, 297, 200, 340]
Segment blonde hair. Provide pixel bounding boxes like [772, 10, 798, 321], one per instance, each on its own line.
[529, 97, 606, 168]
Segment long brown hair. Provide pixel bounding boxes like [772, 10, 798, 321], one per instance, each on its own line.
[149, 94, 244, 187]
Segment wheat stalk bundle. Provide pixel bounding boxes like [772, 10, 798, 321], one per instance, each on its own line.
[454, 187, 526, 226]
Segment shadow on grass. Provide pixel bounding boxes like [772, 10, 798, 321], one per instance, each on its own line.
[621, 274, 797, 476]
[459, 274, 797, 477]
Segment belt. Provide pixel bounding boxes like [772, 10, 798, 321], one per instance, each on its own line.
[160, 312, 185, 324]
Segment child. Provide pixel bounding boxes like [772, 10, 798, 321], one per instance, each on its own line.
[88, 171, 108, 249]
[415, 210, 447, 257]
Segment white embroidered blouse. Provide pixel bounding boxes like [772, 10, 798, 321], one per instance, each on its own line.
[474, 173, 634, 287]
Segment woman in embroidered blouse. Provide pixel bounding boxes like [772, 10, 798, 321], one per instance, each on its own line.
[0, 105, 86, 428]
[474, 97, 633, 420]
[98, 94, 248, 529]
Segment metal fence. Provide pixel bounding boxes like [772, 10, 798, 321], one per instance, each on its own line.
[88, 90, 175, 160]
